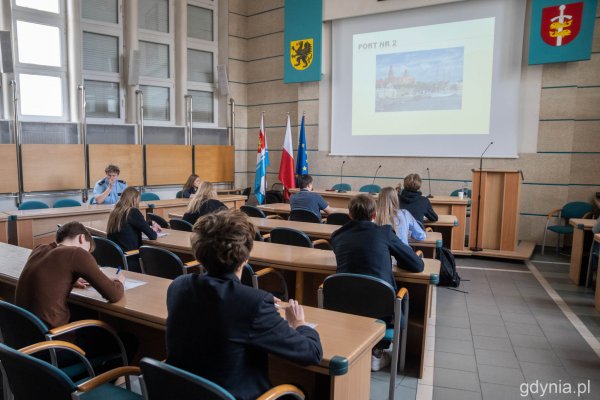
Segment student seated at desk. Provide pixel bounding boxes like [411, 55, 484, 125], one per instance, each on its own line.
[16, 222, 125, 328]
[398, 173, 438, 223]
[376, 186, 426, 246]
[182, 174, 201, 198]
[331, 194, 424, 292]
[182, 181, 227, 225]
[166, 210, 322, 400]
[290, 174, 334, 219]
[93, 164, 127, 205]
[107, 187, 161, 272]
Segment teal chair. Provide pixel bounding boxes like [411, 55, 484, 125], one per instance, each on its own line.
[53, 199, 82, 208]
[318, 273, 408, 400]
[332, 183, 351, 191]
[18, 201, 49, 210]
[359, 184, 381, 193]
[450, 188, 471, 198]
[140, 192, 160, 201]
[0, 342, 142, 400]
[175, 190, 184, 198]
[542, 201, 593, 255]
[140, 357, 304, 400]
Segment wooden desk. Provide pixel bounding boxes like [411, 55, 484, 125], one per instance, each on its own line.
[0, 213, 8, 243]
[142, 195, 246, 219]
[0, 242, 384, 400]
[216, 188, 243, 195]
[595, 234, 600, 312]
[85, 221, 439, 378]
[4, 205, 115, 248]
[569, 218, 596, 285]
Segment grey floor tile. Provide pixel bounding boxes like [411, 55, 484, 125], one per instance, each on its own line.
[560, 358, 600, 380]
[398, 374, 418, 389]
[508, 333, 551, 349]
[478, 364, 525, 387]
[371, 378, 415, 400]
[505, 322, 544, 337]
[433, 367, 481, 392]
[501, 311, 537, 324]
[473, 335, 514, 352]
[471, 323, 509, 338]
[475, 348, 520, 368]
[436, 315, 471, 329]
[468, 304, 501, 316]
[435, 351, 478, 372]
[433, 386, 482, 400]
[469, 312, 505, 326]
[513, 346, 563, 366]
[481, 383, 531, 400]
[436, 326, 473, 341]
[520, 361, 571, 381]
[436, 337, 475, 355]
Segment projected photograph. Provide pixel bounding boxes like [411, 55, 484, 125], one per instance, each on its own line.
[375, 47, 464, 112]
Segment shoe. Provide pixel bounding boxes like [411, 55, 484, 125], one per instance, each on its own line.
[371, 349, 391, 371]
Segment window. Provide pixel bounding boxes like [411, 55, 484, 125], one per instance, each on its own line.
[12, 0, 67, 120]
[138, 0, 174, 124]
[80, 0, 122, 121]
[186, 1, 217, 126]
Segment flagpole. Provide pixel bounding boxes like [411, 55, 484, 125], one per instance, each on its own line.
[262, 111, 267, 189]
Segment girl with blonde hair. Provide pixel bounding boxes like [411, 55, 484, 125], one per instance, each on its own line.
[107, 187, 161, 271]
[182, 181, 227, 225]
[375, 186, 426, 245]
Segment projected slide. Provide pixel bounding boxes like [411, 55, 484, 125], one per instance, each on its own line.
[352, 18, 495, 136]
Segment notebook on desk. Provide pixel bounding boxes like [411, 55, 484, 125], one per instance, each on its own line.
[142, 232, 167, 239]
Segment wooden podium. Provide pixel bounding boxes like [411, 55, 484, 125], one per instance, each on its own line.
[469, 169, 521, 252]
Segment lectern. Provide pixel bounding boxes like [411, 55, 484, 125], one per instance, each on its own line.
[469, 169, 521, 252]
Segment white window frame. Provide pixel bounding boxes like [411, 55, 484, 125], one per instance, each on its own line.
[138, 0, 175, 126]
[80, 1, 124, 124]
[187, 0, 217, 128]
[11, 0, 69, 122]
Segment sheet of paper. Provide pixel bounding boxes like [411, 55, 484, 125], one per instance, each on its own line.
[80, 278, 147, 294]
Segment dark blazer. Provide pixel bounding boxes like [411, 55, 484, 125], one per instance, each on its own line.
[107, 208, 157, 252]
[182, 199, 227, 225]
[331, 220, 424, 291]
[182, 187, 197, 199]
[399, 189, 438, 223]
[166, 273, 323, 400]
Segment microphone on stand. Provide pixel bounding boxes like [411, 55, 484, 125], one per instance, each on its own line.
[337, 161, 347, 193]
[470, 141, 494, 252]
[426, 168, 433, 198]
[370, 165, 382, 195]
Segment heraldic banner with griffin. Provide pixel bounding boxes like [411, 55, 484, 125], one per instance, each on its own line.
[528, 0, 597, 64]
[284, 0, 322, 83]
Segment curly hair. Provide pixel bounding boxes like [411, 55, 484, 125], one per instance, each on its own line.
[191, 209, 255, 275]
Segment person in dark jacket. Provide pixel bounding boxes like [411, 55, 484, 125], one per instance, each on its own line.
[181, 174, 201, 198]
[107, 187, 161, 272]
[166, 209, 322, 400]
[331, 194, 424, 291]
[182, 181, 227, 225]
[398, 173, 438, 223]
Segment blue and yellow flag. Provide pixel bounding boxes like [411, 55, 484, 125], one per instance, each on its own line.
[529, 0, 597, 64]
[296, 115, 308, 175]
[284, 0, 322, 83]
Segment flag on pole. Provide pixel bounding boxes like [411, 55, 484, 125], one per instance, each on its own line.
[253, 114, 268, 204]
[296, 115, 308, 176]
[262, 114, 270, 167]
[278, 114, 296, 201]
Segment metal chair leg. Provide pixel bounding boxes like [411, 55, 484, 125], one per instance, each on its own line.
[541, 229, 548, 256]
[586, 243, 594, 288]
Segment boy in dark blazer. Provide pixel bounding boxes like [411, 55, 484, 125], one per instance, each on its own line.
[166, 210, 322, 400]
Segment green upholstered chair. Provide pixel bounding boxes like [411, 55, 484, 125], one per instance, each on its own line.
[53, 199, 82, 208]
[18, 201, 49, 210]
[318, 273, 409, 400]
[140, 357, 304, 400]
[542, 201, 593, 255]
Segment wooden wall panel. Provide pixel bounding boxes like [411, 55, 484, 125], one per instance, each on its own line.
[0, 144, 19, 193]
[194, 145, 234, 183]
[21, 144, 85, 192]
[88, 145, 144, 187]
[146, 145, 193, 186]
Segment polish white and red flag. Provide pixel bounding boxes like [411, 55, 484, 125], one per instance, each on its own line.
[278, 114, 296, 200]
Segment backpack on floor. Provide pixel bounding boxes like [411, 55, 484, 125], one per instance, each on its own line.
[436, 247, 461, 288]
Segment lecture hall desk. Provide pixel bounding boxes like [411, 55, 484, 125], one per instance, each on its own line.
[141, 194, 246, 219]
[85, 221, 440, 379]
[568, 218, 595, 285]
[4, 204, 115, 248]
[0, 213, 7, 243]
[0, 242, 384, 400]
[288, 189, 469, 252]
[595, 234, 600, 312]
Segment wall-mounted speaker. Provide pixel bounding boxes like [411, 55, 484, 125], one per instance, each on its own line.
[0, 31, 14, 74]
[217, 64, 229, 96]
[127, 50, 140, 86]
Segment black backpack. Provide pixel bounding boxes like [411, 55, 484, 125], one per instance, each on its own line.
[436, 247, 461, 288]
